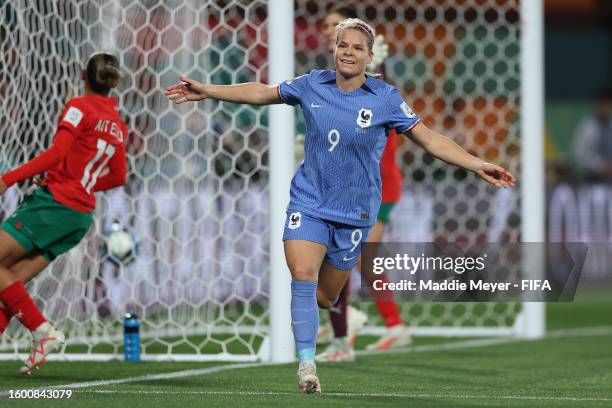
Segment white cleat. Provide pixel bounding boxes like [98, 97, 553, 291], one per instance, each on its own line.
[315, 337, 355, 363]
[297, 361, 321, 395]
[21, 323, 65, 375]
[365, 324, 412, 351]
[316, 323, 333, 345]
[347, 305, 368, 346]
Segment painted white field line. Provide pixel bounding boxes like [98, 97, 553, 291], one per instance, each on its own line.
[19, 337, 512, 394]
[355, 336, 516, 356]
[0, 325, 610, 398]
[544, 326, 612, 338]
[53, 362, 274, 390]
[79, 389, 612, 402]
[357, 325, 612, 357]
[0, 363, 270, 397]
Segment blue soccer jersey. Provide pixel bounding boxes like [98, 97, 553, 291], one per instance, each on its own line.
[279, 70, 421, 227]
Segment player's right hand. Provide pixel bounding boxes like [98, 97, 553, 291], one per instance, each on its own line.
[164, 76, 208, 104]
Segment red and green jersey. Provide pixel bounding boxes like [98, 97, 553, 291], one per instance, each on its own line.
[2, 95, 127, 212]
[44, 95, 127, 211]
[380, 129, 402, 204]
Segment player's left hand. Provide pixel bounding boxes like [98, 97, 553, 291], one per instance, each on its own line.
[0, 177, 7, 195]
[476, 162, 516, 188]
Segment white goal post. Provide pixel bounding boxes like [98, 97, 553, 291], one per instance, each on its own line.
[0, 0, 543, 363]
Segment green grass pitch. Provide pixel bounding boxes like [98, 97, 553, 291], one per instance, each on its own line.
[1, 302, 611, 407]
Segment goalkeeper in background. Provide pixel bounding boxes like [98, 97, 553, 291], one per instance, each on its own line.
[311, 6, 411, 364]
[0, 52, 127, 374]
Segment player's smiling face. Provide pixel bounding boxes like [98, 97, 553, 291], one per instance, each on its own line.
[334, 29, 372, 79]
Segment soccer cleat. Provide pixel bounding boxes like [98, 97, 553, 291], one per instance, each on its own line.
[315, 337, 355, 363]
[316, 322, 333, 345]
[365, 324, 412, 351]
[21, 323, 65, 375]
[347, 305, 368, 346]
[297, 361, 321, 395]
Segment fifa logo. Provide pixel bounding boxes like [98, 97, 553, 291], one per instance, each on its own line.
[356, 108, 373, 128]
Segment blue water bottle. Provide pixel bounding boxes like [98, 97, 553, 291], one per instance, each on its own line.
[124, 313, 140, 362]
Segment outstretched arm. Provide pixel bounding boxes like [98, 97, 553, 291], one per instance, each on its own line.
[165, 76, 282, 106]
[406, 122, 516, 188]
[0, 129, 73, 194]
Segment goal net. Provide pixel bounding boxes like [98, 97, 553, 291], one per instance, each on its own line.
[0, 0, 534, 362]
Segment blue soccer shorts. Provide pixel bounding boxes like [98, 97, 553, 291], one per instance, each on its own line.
[282, 210, 370, 271]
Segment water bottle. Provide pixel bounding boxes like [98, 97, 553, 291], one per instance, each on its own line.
[124, 313, 140, 362]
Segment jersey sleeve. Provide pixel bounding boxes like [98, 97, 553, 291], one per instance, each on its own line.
[1, 128, 73, 187]
[386, 87, 421, 134]
[278, 72, 311, 106]
[58, 98, 88, 135]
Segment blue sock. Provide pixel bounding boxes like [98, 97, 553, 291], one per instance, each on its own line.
[291, 280, 318, 363]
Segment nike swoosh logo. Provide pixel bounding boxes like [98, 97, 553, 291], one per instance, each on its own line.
[342, 255, 357, 262]
[310, 103, 321, 108]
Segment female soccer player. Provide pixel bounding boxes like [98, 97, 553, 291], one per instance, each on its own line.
[0, 52, 127, 374]
[165, 18, 514, 394]
[316, 7, 411, 363]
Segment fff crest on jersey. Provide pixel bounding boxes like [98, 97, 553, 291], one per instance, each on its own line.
[288, 212, 301, 229]
[356, 108, 373, 128]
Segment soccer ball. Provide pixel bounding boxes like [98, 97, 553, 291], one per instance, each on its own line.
[104, 222, 136, 264]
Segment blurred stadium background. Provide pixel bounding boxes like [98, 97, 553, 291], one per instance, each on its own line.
[0, 0, 610, 403]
